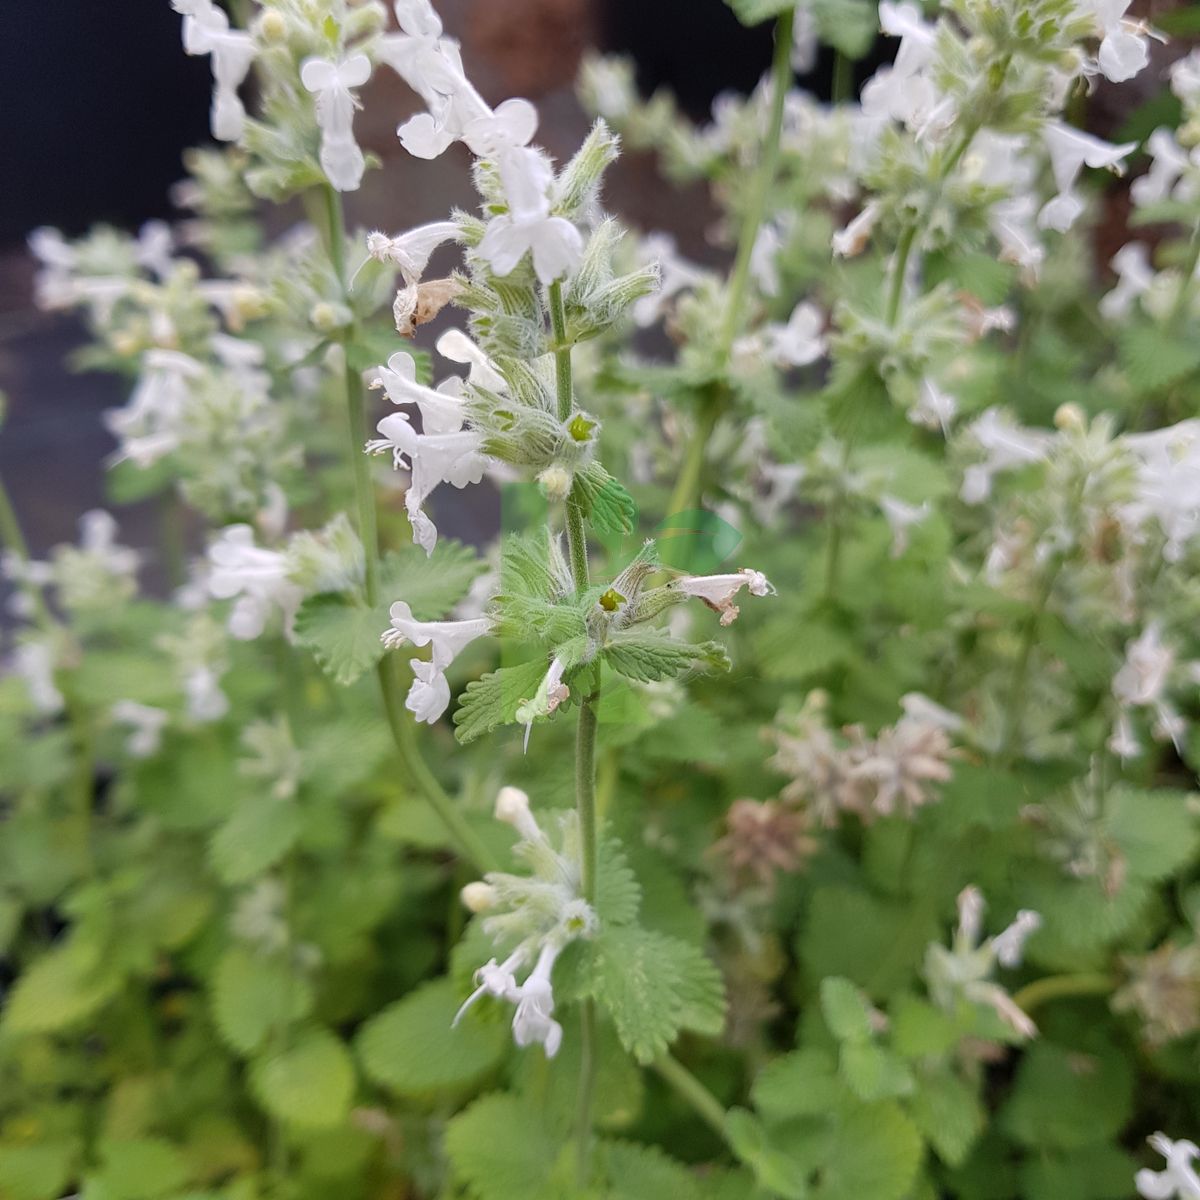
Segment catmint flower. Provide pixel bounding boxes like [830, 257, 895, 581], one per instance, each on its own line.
[1114, 939, 1200, 1046]
[848, 716, 954, 817]
[515, 656, 571, 751]
[1100, 243, 1155, 320]
[1131, 130, 1193, 208]
[632, 234, 708, 327]
[715, 798, 816, 890]
[831, 203, 879, 258]
[960, 409, 1052, 504]
[909, 377, 958, 434]
[900, 692, 964, 733]
[1039, 122, 1136, 233]
[860, 1, 939, 130]
[13, 640, 64, 716]
[51, 510, 141, 610]
[184, 665, 229, 723]
[1135, 1134, 1200, 1199]
[1084, 0, 1152, 83]
[172, 0, 255, 142]
[477, 147, 583, 284]
[300, 54, 373, 192]
[737, 301, 826, 368]
[111, 700, 169, 759]
[106, 349, 203, 467]
[1170, 50, 1200, 103]
[749, 222, 783, 298]
[673, 568, 775, 626]
[436, 329, 507, 393]
[367, 416, 488, 554]
[370, 352, 466, 434]
[1108, 623, 1184, 758]
[207, 525, 302, 641]
[925, 886, 1040, 1038]
[509, 944, 563, 1056]
[365, 221, 461, 286]
[1124, 422, 1200, 561]
[878, 495, 930, 558]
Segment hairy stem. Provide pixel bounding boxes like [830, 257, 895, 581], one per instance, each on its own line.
[322, 185, 496, 873]
[1012, 972, 1113, 1014]
[548, 278, 600, 1186]
[669, 10, 794, 516]
[653, 1054, 729, 1141]
[998, 565, 1058, 763]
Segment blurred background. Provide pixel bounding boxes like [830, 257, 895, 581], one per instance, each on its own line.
[0, 0, 1182, 577]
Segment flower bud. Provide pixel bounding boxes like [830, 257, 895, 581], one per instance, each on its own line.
[1053, 402, 1085, 433]
[233, 285, 269, 323]
[258, 9, 288, 41]
[460, 882, 498, 913]
[494, 786, 531, 826]
[112, 331, 142, 357]
[537, 466, 572, 502]
[310, 301, 350, 333]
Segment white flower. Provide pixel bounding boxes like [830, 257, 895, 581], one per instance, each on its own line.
[900, 692, 964, 732]
[960, 408, 1052, 504]
[105, 350, 203, 467]
[365, 220, 461, 286]
[477, 147, 583, 284]
[832, 203, 880, 258]
[172, 0, 255, 142]
[207, 525, 301, 641]
[509, 944, 563, 1056]
[184, 665, 229, 723]
[1100, 243, 1155, 320]
[367, 415, 488, 554]
[1123, 421, 1200, 561]
[111, 700, 169, 758]
[860, 1, 940, 131]
[739, 301, 826, 368]
[1084, 0, 1151, 83]
[633, 233, 708, 327]
[436, 328, 508, 393]
[300, 54, 373, 192]
[674, 568, 775, 626]
[909, 377, 958, 434]
[515, 656, 571, 751]
[878, 495, 930, 557]
[494, 785, 543, 842]
[14, 640, 63, 716]
[1170, 51, 1200, 103]
[991, 909, 1041, 967]
[1136, 1134, 1200, 1199]
[405, 658, 452, 723]
[749, 222, 783, 297]
[370, 351, 466, 434]
[1039, 122, 1136, 233]
[1131, 129, 1192, 208]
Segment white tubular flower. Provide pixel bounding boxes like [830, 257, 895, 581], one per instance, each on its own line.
[452, 948, 527, 1026]
[172, 0, 255, 142]
[1114, 623, 1174, 709]
[370, 352, 466, 434]
[832, 202, 880, 258]
[382, 600, 490, 668]
[105, 349, 203, 468]
[633, 233, 708, 327]
[436, 329, 508, 393]
[860, 0, 939, 129]
[956, 884, 986, 949]
[477, 148, 583, 284]
[1085, 0, 1152, 83]
[515, 657, 571, 751]
[1171, 51, 1200, 103]
[900, 692, 964, 733]
[494, 785, 543, 841]
[1136, 1134, 1200, 1199]
[207, 525, 301, 641]
[1039, 122, 1136, 233]
[674, 568, 776, 626]
[368, 415, 488, 554]
[1100, 243, 1155, 320]
[406, 658, 452, 723]
[135, 221, 176, 280]
[184, 665, 229, 723]
[300, 54, 373, 192]
[743, 301, 826, 368]
[991, 909, 1042, 968]
[959, 408, 1052, 504]
[1123, 422, 1200, 561]
[14, 640, 64, 716]
[111, 701, 169, 759]
[365, 221, 461, 286]
[878, 495, 930, 558]
[1131, 130, 1191, 208]
[910, 377, 958, 434]
[510, 944, 564, 1057]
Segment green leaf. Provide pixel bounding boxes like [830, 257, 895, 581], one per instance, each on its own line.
[1104, 787, 1200, 883]
[210, 947, 314, 1056]
[379, 539, 484, 619]
[811, 0, 878, 58]
[724, 1109, 810, 1200]
[808, 1103, 923, 1200]
[603, 634, 731, 684]
[2, 939, 121, 1034]
[444, 1093, 570, 1200]
[292, 594, 386, 687]
[907, 1070, 984, 1167]
[820, 977, 874, 1044]
[725, 0, 794, 25]
[752, 1048, 845, 1121]
[454, 657, 550, 744]
[251, 1028, 356, 1129]
[890, 994, 962, 1059]
[208, 799, 301, 886]
[602, 1141, 715, 1199]
[1000, 1038, 1133, 1150]
[1118, 323, 1200, 394]
[0, 1139, 80, 1200]
[1020, 1144, 1139, 1200]
[356, 977, 508, 1100]
[574, 464, 637, 535]
[839, 1042, 913, 1101]
[582, 926, 725, 1063]
[87, 1138, 190, 1200]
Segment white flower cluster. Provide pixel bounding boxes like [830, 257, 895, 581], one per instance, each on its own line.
[1136, 1134, 1200, 1200]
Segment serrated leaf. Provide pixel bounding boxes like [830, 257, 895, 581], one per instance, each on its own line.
[251, 1028, 355, 1129]
[809, 1103, 923, 1200]
[444, 1093, 570, 1200]
[724, 1109, 810, 1200]
[575, 465, 637, 535]
[820, 977, 874, 1044]
[2, 940, 122, 1034]
[356, 977, 507, 1100]
[210, 947, 314, 1056]
[379, 539, 484, 619]
[907, 1070, 984, 1167]
[840, 1042, 913, 1101]
[1118, 323, 1200, 394]
[752, 1049, 845, 1121]
[597, 839, 641, 927]
[1105, 787, 1199, 883]
[292, 594, 386, 687]
[582, 926, 725, 1063]
[603, 634, 731, 684]
[87, 1138, 190, 1200]
[208, 799, 300, 886]
[454, 657, 550, 744]
[602, 1141, 712, 1198]
[1019, 1144, 1139, 1200]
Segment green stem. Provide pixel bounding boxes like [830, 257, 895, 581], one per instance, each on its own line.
[548, 278, 601, 1188]
[884, 225, 918, 327]
[320, 184, 495, 874]
[1012, 972, 1113, 1014]
[653, 1054, 729, 1141]
[997, 567, 1058, 763]
[667, 390, 723, 519]
[831, 51, 853, 105]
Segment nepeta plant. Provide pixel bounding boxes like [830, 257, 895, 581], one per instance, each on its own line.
[1, 0, 1199, 1197]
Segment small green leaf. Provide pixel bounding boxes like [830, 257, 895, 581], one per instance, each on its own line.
[454, 658, 550, 744]
[1118, 323, 1200, 394]
[603, 634, 731, 684]
[2, 940, 121, 1034]
[87, 1138, 191, 1200]
[725, 0, 795, 26]
[811, 0, 878, 58]
[211, 947, 314, 1056]
[379, 539, 484, 619]
[908, 1070, 984, 1166]
[840, 1042, 913, 1101]
[251, 1028, 356, 1129]
[208, 799, 301, 886]
[292, 594, 386, 687]
[820, 977, 874, 1044]
[573, 464, 637, 535]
